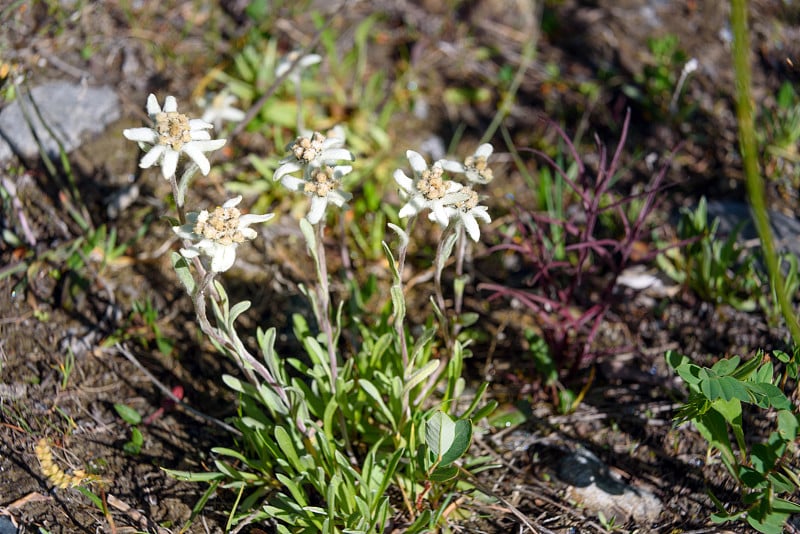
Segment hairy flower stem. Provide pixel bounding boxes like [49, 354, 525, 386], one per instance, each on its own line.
[396, 221, 413, 371]
[396, 219, 414, 420]
[314, 222, 339, 388]
[433, 232, 454, 352]
[312, 222, 357, 461]
[192, 271, 299, 431]
[730, 0, 800, 352]
[419, 226, 466, 408]
[453, 229, 468, 333]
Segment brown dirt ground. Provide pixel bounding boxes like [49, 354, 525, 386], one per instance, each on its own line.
[1, 1, 799, 533]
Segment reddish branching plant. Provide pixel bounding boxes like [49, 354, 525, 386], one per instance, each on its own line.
[482, 111, 674, 383]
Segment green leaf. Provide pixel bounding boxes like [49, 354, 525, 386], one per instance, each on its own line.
[211, 447, 250, 464]
[773, 350, 790, 363]
[373, 448, 403, 514]
[426, 411, 455, 458]
[711, 397, 742, 426]
[221, 374, 246, 394]
[754, 359, 774, 383]
[694, 409, 735, 470]
[124, 427, 143, 455]
[738, 465, 767, 488]
[162, 468, 224, 482]
[326, 474, 339, 533]
[114, 403, 142, 425]
[176, 162, 199, 207]
[390, 284, 406, 329]
[403, 360, 440, 395]
[213, 460, 240, 480]
[170, 251, 196, 295]
[471, 399, 499, 423]
[773, 498, 800, 514]
[711, 355, 741, 376]
[457, 312, 479, 328]
[731, 351, 762, 379]
[747, 382, 791, 410]
[360, 379, 396, 429]
[669, 357, 703, 387]
[405, 510, 433, 534]
[461, 382, 491, 419]
[487, 403, 527, 428]
[767, 472, 797, 494]
[439, 419, 472, 466]
[428, 465, 459, 482]
[74, 486, 105, 510]
[276, 472, 309, 507]
[409, 327, 436, 369]
[453, 275, 467, 306]
[322, 396, 339, 441]
[777, 410, 799, 441]
[746, 510, 788, 534]
[710, 509, 745, 523]
[301, 336, 331, 379]
[257, 327, 285, 384]
[701, 375, 749, 402]
[665, 350, 689, 371]
[275, 426, 302, 473]
[299, 218, 318, 260]
[228, 300, 251, 326]
[381, 241, 401, 284]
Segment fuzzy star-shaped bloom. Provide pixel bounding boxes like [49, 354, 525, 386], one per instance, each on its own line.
[272, 129, 355, 224]
[275, 52, 322, 85]
[123, 94, 227, 180]
[280, 164, 353, 224]
[437, 143, 495, 184]
[441, 186, 491, 242]
[393, 150, 467, 227]
[199, 91, 245, 130]
[272, 130, 354, 183]
[173, 196, 273, 273]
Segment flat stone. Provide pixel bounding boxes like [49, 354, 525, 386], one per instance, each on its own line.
[0, 80, 119, 162]
[706, 200, 800, 261]
[0, 516, 18, 534]
[557, 448, 663, 525]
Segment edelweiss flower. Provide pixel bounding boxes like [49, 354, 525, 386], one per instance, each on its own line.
[394, 150, 465, 227]
[199, 91, 245, 130]
[281, 164, 353, 224]
[273, 130, 354, 182]
[173, 196, 273, 273]
[442, 186, 491, 242]
[273, 130, 355, 224]
[275, 52, 322, 85]
[123, 94, 227, 180]
[438, 143, 494, 184]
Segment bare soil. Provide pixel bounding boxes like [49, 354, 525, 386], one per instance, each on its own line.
[1, 1, 799, 533]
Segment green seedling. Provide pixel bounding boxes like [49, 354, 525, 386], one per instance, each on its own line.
[657, 196, 760, 310]
[56, 348, 75, 390]
[114, 403, 144, 455]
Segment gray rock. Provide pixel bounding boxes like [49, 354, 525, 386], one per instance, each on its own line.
[706, 200, 800, 261]
[0, 516, 17, 534]
[0, 80, 119, 162]
[557, 448, 663, 524]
